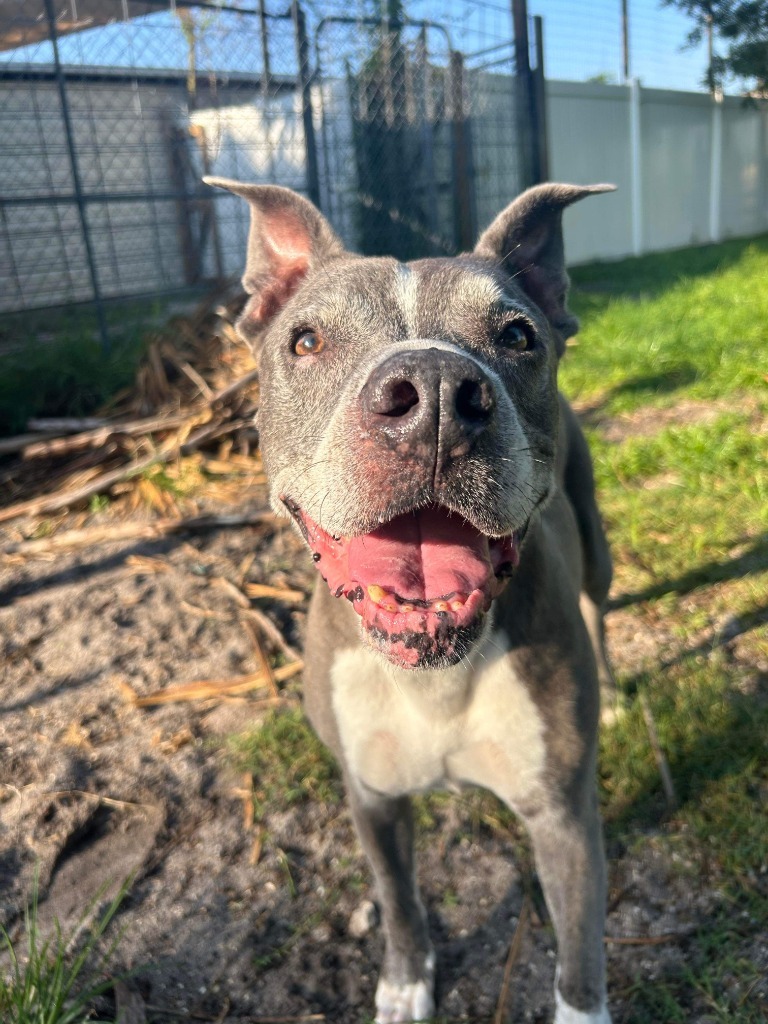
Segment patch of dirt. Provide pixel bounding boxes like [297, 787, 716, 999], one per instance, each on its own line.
[0, 500, 763, 1023]
[574, 395, 766, 444]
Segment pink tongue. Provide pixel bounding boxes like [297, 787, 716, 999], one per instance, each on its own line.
[347, 507, 492, 601]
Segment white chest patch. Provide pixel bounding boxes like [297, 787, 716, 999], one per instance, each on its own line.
[330, 633, 547, 806]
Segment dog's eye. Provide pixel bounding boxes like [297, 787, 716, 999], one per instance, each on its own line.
[496, 322, 533, 352]
[293, 330, 325, 357]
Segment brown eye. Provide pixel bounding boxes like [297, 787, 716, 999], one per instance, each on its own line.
[293, 330, 325, 357]
[497, 322, 533, 352]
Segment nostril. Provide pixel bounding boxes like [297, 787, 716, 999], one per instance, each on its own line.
[380, 379, 420, 418]
[455, 378, 494, 422]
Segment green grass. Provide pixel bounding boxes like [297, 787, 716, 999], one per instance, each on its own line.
[229, 707, 343, 822]
[566, 235, 768, 1022]
[0, 293, 194, 436]
[0, 876, 129, 1024]
[0, 328, 147, 437]
[567, 233, 768, 411]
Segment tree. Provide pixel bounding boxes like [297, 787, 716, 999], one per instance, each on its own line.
[663, 0, 768, 94]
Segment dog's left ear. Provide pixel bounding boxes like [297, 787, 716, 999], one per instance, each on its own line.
[474, 183, 615, 355]
[204, 177, 345, 346]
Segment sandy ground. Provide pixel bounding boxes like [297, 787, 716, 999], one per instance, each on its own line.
[0, 486, 764, 1023]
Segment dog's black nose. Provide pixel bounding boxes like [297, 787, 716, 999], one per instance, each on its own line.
[360, 348, 496, 453]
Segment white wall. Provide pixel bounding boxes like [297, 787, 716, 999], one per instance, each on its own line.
[547, 80, 768, 264]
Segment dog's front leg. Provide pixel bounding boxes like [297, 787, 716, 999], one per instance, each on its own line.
[522, 794, 611, 1024]
[347, 782, 435, 1024]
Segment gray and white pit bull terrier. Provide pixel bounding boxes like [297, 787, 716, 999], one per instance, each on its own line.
[205, 175, 616, 1024]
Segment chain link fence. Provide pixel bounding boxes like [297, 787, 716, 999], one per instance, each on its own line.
[0, 1, 529, 345]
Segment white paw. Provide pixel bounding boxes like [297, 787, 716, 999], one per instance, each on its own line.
[375, 954, 435, 1023]
[554, 989, 612, 1024]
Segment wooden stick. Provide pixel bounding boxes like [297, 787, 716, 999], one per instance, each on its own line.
[639, 693, 678, 810]
[27, 416, 112, 432]
[179, 361, 215, 402]
[0, 418, 246, 525]
[208, 366, 260, 407]
[21, 412, 190, 460]
[243, 607, 302, 664]
[130, 661, 303, 707]
[493, 897, 530, 1024]
[0, 511, 274, 557]
[0, 432, 56, 457]
[244, 582, 306, 604]
[243, 618, 279, 699]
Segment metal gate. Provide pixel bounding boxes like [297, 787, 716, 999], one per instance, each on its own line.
[313, 12, 525, 261]
[0, 1, 529, 345]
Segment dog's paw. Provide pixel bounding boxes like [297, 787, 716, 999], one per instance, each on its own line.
[554, 990, 612, 1024]
[375, 954, 435, 1023]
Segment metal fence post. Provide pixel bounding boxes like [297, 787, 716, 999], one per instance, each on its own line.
[43, 0, 110, 351]
[292, 1, 322, 210]
[511, 0, 536, 188]
[532, 15, 549, 182]
[450, 50, 476, 251]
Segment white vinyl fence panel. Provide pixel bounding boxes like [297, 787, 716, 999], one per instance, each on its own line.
[546, 80, 768, 265]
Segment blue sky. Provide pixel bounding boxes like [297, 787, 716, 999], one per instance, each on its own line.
[527, 0, 710, 90]
[3, 0, 712, 94]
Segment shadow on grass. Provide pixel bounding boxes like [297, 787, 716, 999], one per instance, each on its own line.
[570, 232, 768, 302]
[609, 534, 768, 610]
[576, 364, 700, 425]
[603, 646, 768, 876]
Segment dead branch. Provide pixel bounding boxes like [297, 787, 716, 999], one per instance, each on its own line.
[27, 416, 113, 433]
[128, 660, 303, 707]
[208, 366, 260, 407]
[639, 692, 678, 810]
[493, 896, 530, 1024]
[244, 582, 306, 604]
[243, 618, 279, 698]
[243, 607, 302, 664]
[0, 418, 248, 525]
[0, 511, 274, 557]
[0, 432, 57, 457]
[21, 412, 190, 460]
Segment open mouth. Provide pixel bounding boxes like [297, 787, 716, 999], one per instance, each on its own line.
[284, 499, 521, 668]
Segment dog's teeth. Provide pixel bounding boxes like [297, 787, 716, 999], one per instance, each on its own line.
[367, 585, 387, 604]
[400, 603, 415, 613]
[449, 598, 465, 611]
[433, 600, 450, 613]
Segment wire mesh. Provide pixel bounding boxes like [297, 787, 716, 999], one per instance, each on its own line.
[0, 0, 303, 325]
[0, 0, 526, 332]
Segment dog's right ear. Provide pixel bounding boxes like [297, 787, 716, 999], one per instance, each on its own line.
[204, 178, 345, 344]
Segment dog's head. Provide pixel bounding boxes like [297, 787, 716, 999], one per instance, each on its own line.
[206, 178, 613, 669]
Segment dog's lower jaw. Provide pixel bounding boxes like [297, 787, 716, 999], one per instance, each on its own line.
[375, 952, 436, 1024]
